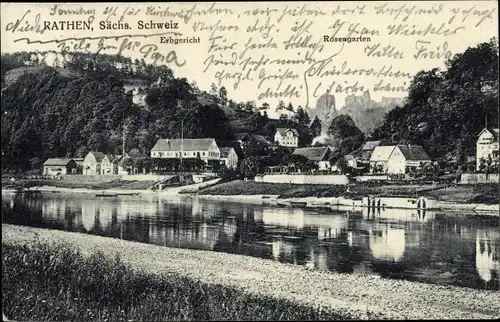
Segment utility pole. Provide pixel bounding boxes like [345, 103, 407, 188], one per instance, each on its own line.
[180, 118, 183, 171]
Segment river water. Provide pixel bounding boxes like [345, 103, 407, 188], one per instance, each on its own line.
[2, 191, 499, 290]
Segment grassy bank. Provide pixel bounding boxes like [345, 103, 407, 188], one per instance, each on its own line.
[199, 180, 499, 204]
[2, 241, 352, 321]
[198, 180, 346, 198]
[3, 224, 500, 320]
[1, 179, 157, 190]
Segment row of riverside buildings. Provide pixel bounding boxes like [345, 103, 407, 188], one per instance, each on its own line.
[276, 125, 499, 174]
[42, 126, 498, 177]
[42, 140, 239, 176]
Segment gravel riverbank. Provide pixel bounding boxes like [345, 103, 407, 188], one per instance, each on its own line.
[3, 224, 499, 320]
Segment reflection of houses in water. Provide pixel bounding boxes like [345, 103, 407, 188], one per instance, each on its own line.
[148, 221, 220, 250]
[42, 199, 67, 220]
[313, 215, 348, 240]
[368, 227, 406, 262]
[97, 201, 114, 230]
[308, 248, 329, 271]
[261, 207, 305, 229]
[272, 239, 294, 260]
[476, 229, 500, 283]
[363, 206, 435, 224]
[80, 200, 97, 231]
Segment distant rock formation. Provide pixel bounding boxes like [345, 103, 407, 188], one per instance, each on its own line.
[306, 90, 337, 136]
[307, 90, 405, 136]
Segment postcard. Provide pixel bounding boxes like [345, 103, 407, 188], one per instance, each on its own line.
[1, 1, 499, 321]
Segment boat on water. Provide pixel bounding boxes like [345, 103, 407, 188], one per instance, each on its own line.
[277, 200, 308, 208]
[95, 193, 118, 197]
[115, 192, 139, 196]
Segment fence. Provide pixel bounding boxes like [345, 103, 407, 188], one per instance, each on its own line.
[57, 174, 174, 182]
[460, 173, 499, 184]
[257, 174, 349, 185]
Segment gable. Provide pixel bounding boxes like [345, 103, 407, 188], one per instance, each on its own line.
[370, 146, 396, 161]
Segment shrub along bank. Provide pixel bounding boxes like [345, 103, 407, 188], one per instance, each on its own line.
[2, 241, 354, 321]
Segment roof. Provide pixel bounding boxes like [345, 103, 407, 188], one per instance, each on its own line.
[370, 146, 396, 161]
[219, 147, 235, 158]
[362, 140, 381, 151]
[276, 128, 299, 136]
[480, 128, 499, 141]
[43, 158, 75, 166]
[87, 152, 105, 162]
[293, 147, 330, 161]
[103, 154, 119, 162]
[396, 145, 431, 161]
[151, 138, 216, 152]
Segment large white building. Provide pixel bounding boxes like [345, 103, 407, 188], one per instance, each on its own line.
[476, 128, 499, 171]
[150, 138, 220, 164]
[274, 128, 299, 147]
[370, 145, 431, 174]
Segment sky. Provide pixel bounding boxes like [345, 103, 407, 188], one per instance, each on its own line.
[1, 1, 498, 112]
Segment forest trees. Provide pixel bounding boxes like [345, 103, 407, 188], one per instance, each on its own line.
[369, 38, 499, 163]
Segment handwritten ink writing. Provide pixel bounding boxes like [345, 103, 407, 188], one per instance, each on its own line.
[5, 11, 45, 34]
[364, 43, 405, 59]
[414, 40, 452, 60]
[208, 36, 238, 53]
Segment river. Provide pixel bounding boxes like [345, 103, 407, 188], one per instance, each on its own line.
[2, 191, 499, 290]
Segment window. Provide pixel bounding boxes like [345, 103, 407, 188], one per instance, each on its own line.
[203, 152, 206, 156]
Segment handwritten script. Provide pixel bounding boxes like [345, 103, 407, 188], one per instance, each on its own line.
[1, 2, 497, 106]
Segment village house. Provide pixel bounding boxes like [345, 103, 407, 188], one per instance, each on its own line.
[219, 147, 238, 169]
[150, 138, 221, 165]
[476, 127, 499, 170]
[83, 152, 105, 175]
[293, 146, 331, 170]
[274, 128, 299, 147]
[370, 145, 431, 174]
[101, 154, 120, 175]
[42, 158, 78, 176]
[360, 140, 381, 160]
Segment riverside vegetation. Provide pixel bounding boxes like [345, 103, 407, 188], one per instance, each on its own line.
[198, 180, 499, 204]
[1, 241, 355, 321]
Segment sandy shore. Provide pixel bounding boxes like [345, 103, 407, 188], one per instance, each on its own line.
[3, 224, 499, 320]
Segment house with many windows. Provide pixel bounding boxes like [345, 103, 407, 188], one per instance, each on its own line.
[370, 145, 431, 174]
[150, 138, 221, 165]
[219, 147, 238, 169]
[476, 127, 499, 171]
[274, 128, 299, 147]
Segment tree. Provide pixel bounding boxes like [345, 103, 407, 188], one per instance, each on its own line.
[369, 38, 498, 166]
[210, 82, 218, 96]
[276, 100, 285, 114]
[219, 86, 228, 105]
[310, 116, 322, 137]
[327, 115, 365, 163]
[239, 156, 267, 178]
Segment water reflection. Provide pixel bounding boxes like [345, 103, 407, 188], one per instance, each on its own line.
[2, 192, 499, 290]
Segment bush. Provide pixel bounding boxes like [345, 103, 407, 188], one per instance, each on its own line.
[2, 241, 354, 321]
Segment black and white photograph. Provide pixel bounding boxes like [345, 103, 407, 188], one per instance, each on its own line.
[1, 1, 499, 320]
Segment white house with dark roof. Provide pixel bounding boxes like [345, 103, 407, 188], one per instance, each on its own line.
[370, 145, 431, 174]
[274, 128, 299, 147]
[293, 146, 331, 170]
[476, 127, 499, 170]
[219, 147, 238, 169]
[42, 158, 78, 176]
[151, 138, 220, 164]
[83, 152, 105, 175]
[101, 154, 121, 175]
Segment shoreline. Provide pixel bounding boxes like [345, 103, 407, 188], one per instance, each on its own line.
[3, 185, 498, 215]
[2, 224, 499, 320]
